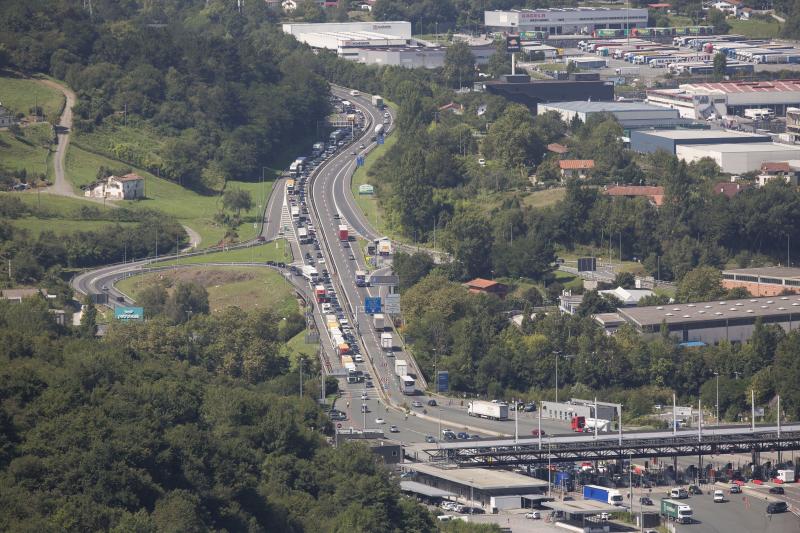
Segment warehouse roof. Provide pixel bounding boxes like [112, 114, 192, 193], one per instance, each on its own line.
[542, 100, 674, 113]
[722, 266, 800, 279]
[400, 481, 456, 498]
[636, 129, 770, 140]
[543, 500, 626, 514]
[403, 463, 549, 491]
[682, 80, 800, 93]
[618, 294, 800, 327]
[683, 142, 800, 153]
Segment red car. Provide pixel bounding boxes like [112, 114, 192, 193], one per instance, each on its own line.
[531, 429, 547, 437]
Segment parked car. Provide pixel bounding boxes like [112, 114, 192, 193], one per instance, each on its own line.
[427, 399, 437, 406]
[525, 511, 541, 520]
[729, 485, 741, 494]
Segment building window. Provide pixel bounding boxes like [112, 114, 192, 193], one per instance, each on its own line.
[761, 277, 782, 285]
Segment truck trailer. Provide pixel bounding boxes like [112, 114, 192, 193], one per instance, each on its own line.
[301, 265, 319, 282]
[394, 359, 408, 377]
[571, 416, 611, 432]
[338, 225, 349, 241]
[373, 313, 385, 331]
[583, 485, 624, 506]
[467, 401, 509, 421]
[371, 95, 384, 108]
[374, 124, 384, 136]
[661, 499, 692, 524]
[380, 332, 393, 352]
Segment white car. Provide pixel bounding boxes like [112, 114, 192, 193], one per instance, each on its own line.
[525, 511, 541, 519]
[713, 490, 725, 503]
[600, 512, 610, 520]
[478, 158, 486, 167]
[374, 417, 385, 424]
[361, 392, 368, 400]
[389, 425, 399, 433]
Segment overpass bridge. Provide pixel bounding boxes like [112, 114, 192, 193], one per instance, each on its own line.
[423, 424, 800, 467]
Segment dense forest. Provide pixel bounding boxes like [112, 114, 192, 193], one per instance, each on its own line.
[0, 297, 446, 532]
[1, 0, 331, 188]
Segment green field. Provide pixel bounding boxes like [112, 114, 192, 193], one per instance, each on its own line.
[74, 120, 164, 172]
[0, 76, 65, 122]
[729, 17, 781, 38]
[553, 269, 584, 291]
[10, 217, 136, 236]
[286, 330, 320, 363]
[153, 239, 292, 268]
[8, 191, 116, 216]
[0, 124, 54, 179]
[65, 145, 273, 246]
[116, 265, 298, 316]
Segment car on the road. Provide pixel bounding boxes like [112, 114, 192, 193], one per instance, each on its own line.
[531, 429, 547, 437]
[469, 434, 480, 440]
[348, 253, 355, 260]
[713, 490, 725, 503]
[361, 392, 368, 400]
[599, 512, 610, 521]
[729, 485, 741, 494]
[767, 501, 788, 514]
[427, 399, 437, 406]
[639, 496, 653, 506]
[359, 143, 365, 149]
[412, 401, 423, 408]
[769, 486, 785, 494]
[688, 484, 702, 495]
[456, 432, 469, 439]
[425, 435, 436, 443]
[525, 511, 541, 519]
[389, 425, 399, 433]
[375, 417, 385, 424]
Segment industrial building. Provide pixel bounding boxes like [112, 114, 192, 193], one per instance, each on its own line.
[540, 399, 619, 424]
[353, 44, 494, 69]
[484, 7, 648, 35]
[538, 101, 694, 133]
[630, 128, 771, 154]
[282, 21, 411, 57]
[482, 74, 614, 112]
[598, 294, 800, 344]
[722, 266, 800, 296]
[646, 80, 800, 118]
[401, 463, 548, 512]
[677, 142, 800, 174]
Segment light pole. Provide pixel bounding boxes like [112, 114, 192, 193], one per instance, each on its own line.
[547, 438, 552, 498]
[299, 357, 304, 398]
[714, 371, 720, 426]
[468, 479, 474, 514]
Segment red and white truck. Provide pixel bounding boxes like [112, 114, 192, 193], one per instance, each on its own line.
[338, 225, 349, 241]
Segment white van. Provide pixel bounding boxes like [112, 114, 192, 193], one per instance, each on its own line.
[670, 488, 688, 499]
[713, 490, 725, 503]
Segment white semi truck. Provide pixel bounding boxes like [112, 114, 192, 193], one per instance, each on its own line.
[468, 401, 509, 421]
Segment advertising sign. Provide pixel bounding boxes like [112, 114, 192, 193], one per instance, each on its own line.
[437, 371, 449, 393]
[114, 306, 144, 320]
[506, 34, 521, 53]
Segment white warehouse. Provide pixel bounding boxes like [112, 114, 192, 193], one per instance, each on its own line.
[676, 142, 800, 174]
[484, 7, 648, 35]
[282, 21, 412, 57]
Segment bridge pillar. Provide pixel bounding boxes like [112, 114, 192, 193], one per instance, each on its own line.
[673, 456, 678, 477]
[698, 453, 703, 483]
[751, 449, 760, 466]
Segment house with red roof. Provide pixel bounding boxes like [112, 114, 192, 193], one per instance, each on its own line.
[604, 185, 665, 207]
[558, 159, 595, 179]
[463, 278, 507, 298]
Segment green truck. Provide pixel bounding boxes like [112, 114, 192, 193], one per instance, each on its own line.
[661, 498, 693, 524]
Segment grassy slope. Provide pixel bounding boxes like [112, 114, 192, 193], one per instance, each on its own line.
[286, 330, 319, 361]
[729, 18, 781, 38]
[115, 266, 297, 316]
[523, 188, 566, 209]
[65, 145, 272, 246]
[0, 76, 64, 121]
[0, 124, 54, 179]
[11, 217, 136, 236]
[153, 239, 292, 267]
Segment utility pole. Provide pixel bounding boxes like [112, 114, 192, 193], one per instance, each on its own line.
[299, 357, 304, 397]
[715, 372, 720, 426]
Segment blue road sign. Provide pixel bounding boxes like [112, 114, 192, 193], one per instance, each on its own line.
[377, 135, 384, 145]
[356, 155, 365, 167]
[437, 371, 449, 393]
[364, 296, 382, 314]
[115, 306, 144, 320]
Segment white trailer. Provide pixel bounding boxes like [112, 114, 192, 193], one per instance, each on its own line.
[583, 418, 611, 432]
[777, 470, 796, 483]
[468, 401, 509, 421]
[373, 313, 385, 331]
[371, 95, 384, 107]
[380, 332, 393, 351]
[394, 359, 407, 377]
[301, 265, 318, 282]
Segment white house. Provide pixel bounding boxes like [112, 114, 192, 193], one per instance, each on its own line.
[84, 173, 144, 200]
[598, 286, 655, 306]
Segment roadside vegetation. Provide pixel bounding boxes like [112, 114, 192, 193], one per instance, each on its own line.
[0, 75, 64, 122]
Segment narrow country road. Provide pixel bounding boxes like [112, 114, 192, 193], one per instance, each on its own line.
[181, 224, 201, 250]
[37, 78, 78, 198]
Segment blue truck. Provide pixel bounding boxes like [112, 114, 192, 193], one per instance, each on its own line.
[583, 485, 624, 506]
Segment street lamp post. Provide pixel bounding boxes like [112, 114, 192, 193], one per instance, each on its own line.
[714, 371, 720, 426]
[299, 357, 304, 398]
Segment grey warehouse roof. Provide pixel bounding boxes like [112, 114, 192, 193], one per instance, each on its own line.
[542, 101, 675, 113]
[636, 129, 770, 140]
[544, 500, 627, 514]
[618, 294, 800, 328]
[400, 481, 456, 498]
[723, 266, 800, 279]
[403, 463, 548, 490]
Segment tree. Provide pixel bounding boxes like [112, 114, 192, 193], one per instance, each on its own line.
[164, 282, 209, 324]
[442, 41, 475, 89]
[707, 8, 731, 34]
[675, 266, 726, 303]
[713, 52, 727, 80]
[444, 211, 493, 279]
[393, 251, 435, 291]
[481, 104, 544, 169]
[576, 290, 622, 316]
[79, 296, 97, 338]
[222, 188, 253, 216]
[138, 283, 168, 318]
[613, 271, 636, 289]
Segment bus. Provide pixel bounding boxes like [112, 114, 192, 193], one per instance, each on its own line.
[355, 270, 367, 287]
[286, 179, 295, 194]
[298, 227, 309, 244]
[401, 375, 415, 395]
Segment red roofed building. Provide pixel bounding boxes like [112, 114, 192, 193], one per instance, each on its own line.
[713, 181, 749, 198]
[464, 278, 507, 298]
[604, 185, 665, 207]
[84, 173, 144, 200]
[558, 159, 595, 179]
[757, 161, 799, 187]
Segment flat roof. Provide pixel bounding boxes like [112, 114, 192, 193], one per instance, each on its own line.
[490, 7, 644, 12]
[636, 129, 769, 140]
[403, 463, 548, 490]
[683, 80, 800, 93]
[684, 142, 800, 153]
[618, 294, 800, 327]
[400, 481, 457, 498]
[722, 266, 800, 279]
[541, 101, 673, 113]
[544, 500, 626, 514]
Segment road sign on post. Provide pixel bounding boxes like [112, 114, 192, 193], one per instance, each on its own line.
[377, 135, 384, 145]
[506, 34, 521, 52]
[384, 293, 401, 314]
[368, 275, 399, 286]
[437, 371, 449, 393]
[577, 257, 597, 272]
[365, 296, 382, 314]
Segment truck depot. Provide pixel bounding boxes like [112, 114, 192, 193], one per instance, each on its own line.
[484, 7, 648, 36]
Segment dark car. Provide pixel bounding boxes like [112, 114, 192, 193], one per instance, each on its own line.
[769, 486, 785, 495]
[640, 496, 653, 506]
[456, 432, 469, 439]
[531, 429, 547, 437]
[688, 485, 703, 495]
[523, 403, 537, 412]
[767, 501, 788, 514]
[427, 399, 437, 406]
[425, 435, 436, 443]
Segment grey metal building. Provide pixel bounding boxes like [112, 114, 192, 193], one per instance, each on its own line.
[353, 44, 495, 69]
[537, 100, 696, 133]
[630, 128, 772, 154]
[484, 7, 648, 35]
[483, 74, 614, 112]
